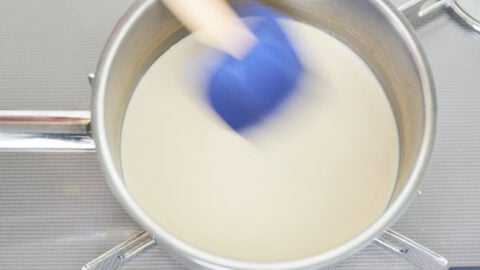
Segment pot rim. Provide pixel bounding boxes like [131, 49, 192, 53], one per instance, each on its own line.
[92, 0, 436, 269]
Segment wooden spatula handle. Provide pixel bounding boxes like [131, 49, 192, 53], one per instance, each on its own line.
[162, 0, 257, 59]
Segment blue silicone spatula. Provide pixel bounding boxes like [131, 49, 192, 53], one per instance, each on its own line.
[163, 0, 303, 132]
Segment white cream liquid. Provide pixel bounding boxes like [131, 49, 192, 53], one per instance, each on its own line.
[121, 19, 399, 262]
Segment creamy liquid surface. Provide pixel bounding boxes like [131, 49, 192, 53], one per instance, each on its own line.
[121, 19, 399, 262]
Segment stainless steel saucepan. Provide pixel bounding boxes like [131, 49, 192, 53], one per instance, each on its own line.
[5, 0, 479, 269]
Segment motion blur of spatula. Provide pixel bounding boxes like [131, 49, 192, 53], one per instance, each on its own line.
[163, 0, 303, 131]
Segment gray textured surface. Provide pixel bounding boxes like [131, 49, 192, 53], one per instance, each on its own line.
[1, 1, 480, 269]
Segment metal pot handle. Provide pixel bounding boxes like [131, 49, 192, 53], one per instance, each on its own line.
[0, 74, 96, 152]
[0, 110, 94, 151]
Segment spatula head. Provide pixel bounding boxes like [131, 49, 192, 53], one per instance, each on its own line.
[207, 4, 303, 131]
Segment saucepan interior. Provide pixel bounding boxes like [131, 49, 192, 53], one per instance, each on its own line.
[93, 0, 434, 268]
